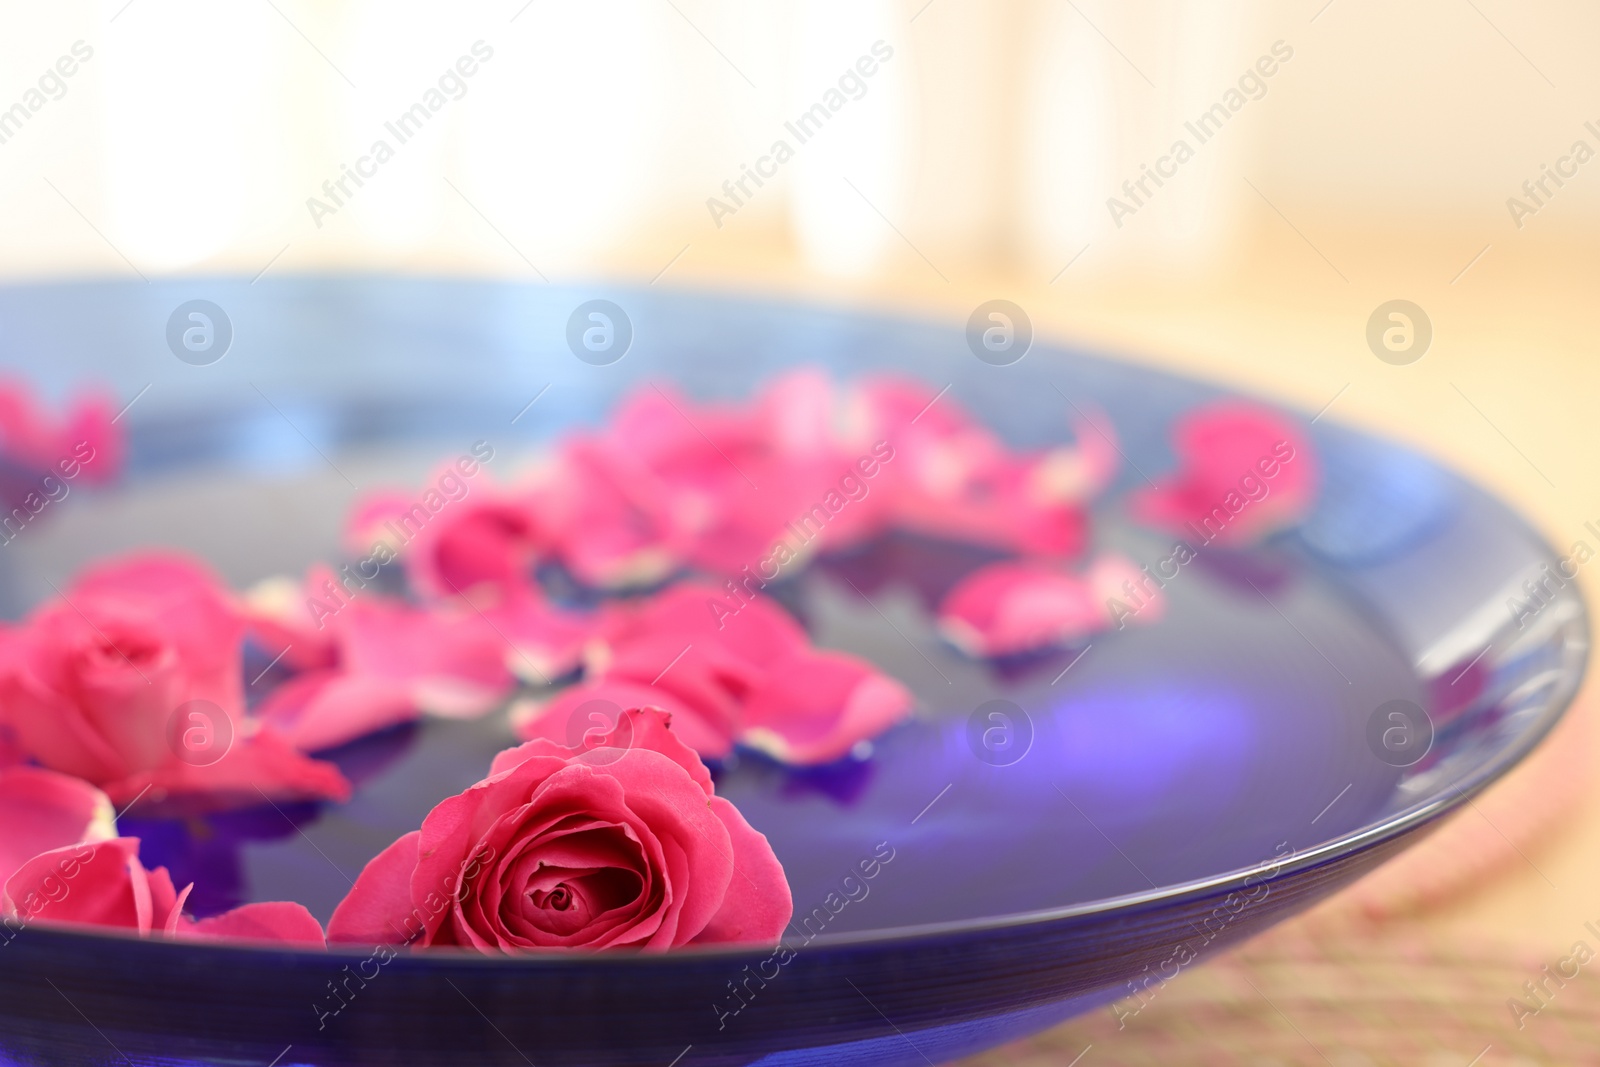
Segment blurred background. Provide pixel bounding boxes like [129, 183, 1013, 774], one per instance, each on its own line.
[5, 0, 1600, 1061]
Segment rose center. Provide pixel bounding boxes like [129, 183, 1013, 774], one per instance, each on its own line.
[531, 883, 575, 912]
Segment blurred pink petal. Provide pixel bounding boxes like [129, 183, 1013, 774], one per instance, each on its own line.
[255, 589, 526, 752]
[101, 725, 350, 812]
[480, 595, 593, 686]
[846, 378, 1111, 558]
[1130, 401, 1316, 546]
[238, 571, 340, 673]
[740, 651, 914, 765]
[599, 582, 809, 665]
[522, 581, 912, 765]
[253, 670, 416, 754]
[939, 554, 1156, 658]
[344, 462, 548, 603]
[538, 439, 684, 589]
[515, 679, 737, 760]
[0, 767, 116, 890]
[0, 382, 122, 493]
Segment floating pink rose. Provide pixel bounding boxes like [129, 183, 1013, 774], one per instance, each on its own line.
[939, 554, 1156, 658]
[328, 708, 791, 950]
[0, 553, 349, 810]
[1129, 401, 1316, 546]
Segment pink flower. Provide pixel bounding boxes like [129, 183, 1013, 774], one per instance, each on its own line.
[327, 708, 791, 950]
[517, 584, 914, 765]
[0, 766, 115, 891]
[1129, 401, 1316, 546]
[2, 835, 325, 946]
[0, 552, 349, 810]
[939, 555, 1156, 658]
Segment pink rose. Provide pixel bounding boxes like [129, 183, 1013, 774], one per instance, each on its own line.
[3, 836, 325, 945]
[0, 552, 349, 810]
[328, 708, 791, 950]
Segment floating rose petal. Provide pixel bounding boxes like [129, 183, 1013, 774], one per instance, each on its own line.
[101, 725, 351, 811]
[345, 464, 549, 604]
[1129, 401, 1316, 546]
[0, 380, 122, 501]
[0, 767, 116, 890]
[536, 439, 683, 590]
[940, 554, 1157, 658]
[250, 569, 548, 753]
[519, 583, 911, 765]
[516, 678, 737, 760]
[741, 651, 914, 765]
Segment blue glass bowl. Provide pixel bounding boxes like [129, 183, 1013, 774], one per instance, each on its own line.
[0, 278, 1585, 1067]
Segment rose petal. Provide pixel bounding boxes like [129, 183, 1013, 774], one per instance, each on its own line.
[254, 669, 423, 754]
[1129, 402, 1316, 546]
[515, 681, 736, 762]
[327, 830, 422, 945]
[188, 900, 327, 945]
[4, 838, 152, 932]
[101, 728, 351, 813]
[693, 795, 792, 945]
[740, 653, 914, 765]
[938, 555, 1152, 658]
[0, 767, 116, 889]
